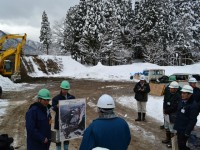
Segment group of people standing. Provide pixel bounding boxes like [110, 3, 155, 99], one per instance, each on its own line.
[161, 76, 200, 149]
[25, 80, 131, 150]
[133, 74, 200, 150]
[25, 80, 75, 150]
[25, 75, 200, 150]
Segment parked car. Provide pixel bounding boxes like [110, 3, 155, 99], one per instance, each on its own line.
[157, 73, 200, 87]
[157, 75, 169, 83]
[142, 69, 165, 83]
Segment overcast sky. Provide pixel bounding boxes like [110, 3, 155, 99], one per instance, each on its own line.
[0, 0, 79, 42]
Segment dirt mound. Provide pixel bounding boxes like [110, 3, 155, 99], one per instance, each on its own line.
[21, 56, 62, 82]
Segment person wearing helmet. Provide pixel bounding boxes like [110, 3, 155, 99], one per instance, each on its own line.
[162, 81, 181, 148]
[174, 85, 199, 150]
[79, 94, 131, 150]
[134, 75, 150, 121]
[25, 88, 52, 150]
[52, 80, 75, 150]
[160, 75, 180, 130]
[188, 77, 200, 103]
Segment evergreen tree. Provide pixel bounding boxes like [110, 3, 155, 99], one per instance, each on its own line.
[192, 0, 200, 60]
[63, 0, 87, 60]
[98, 0, 114, 65]
[134, 0, 164, 64]
[40, 11, 52, 55]
[77, 0, 103, 65]
[172, 0, 198, 64]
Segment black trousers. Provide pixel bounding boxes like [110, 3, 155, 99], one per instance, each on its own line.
[177, 132, 190, 150]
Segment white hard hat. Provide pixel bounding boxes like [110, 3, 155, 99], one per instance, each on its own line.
[169, 81, 179, 89]
[188, 77, 197, 83]
[97, 94, 115, 109]
[181, 85, 193, 93]
[92, 147, 109, 150]
[140, 75, 145, 80]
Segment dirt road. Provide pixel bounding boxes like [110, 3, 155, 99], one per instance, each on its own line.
[0, 78, 168, 150]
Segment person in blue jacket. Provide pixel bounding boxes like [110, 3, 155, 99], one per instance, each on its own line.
[52, 80, 75, 150]
[79, 94, 131, 150]
[174, 85, 199, 150]
[26, 88, 52, 150]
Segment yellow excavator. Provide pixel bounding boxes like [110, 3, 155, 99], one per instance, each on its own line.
[0, 33, 27, 82]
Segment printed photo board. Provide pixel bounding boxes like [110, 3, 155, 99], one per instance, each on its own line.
[59, 98, 86, 141]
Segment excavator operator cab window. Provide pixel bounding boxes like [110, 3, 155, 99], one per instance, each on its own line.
[4, 60, 12, 72]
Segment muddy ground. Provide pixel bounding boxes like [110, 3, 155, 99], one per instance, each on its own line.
[0, 78, 169, 150]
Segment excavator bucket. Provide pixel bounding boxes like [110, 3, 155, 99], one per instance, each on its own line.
[11, 74, 21, 83]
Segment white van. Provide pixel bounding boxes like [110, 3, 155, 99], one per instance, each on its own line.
[142, 69, 165, 83]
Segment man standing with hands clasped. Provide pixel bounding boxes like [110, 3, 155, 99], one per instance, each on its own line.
[134, 75, 150, 121]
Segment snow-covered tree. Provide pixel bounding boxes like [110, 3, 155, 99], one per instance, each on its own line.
[192, 0, 200, 61]
[63, 0, 87, 59]
[59, 0, 200, 66]
[77, 0, 103, 65]
[166, 0, 199, 65]
[51, 19, 65, 54]
[133, 0, 165, 64]
[40, 11, 52, 55]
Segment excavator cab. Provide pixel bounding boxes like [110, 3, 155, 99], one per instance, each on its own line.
[3, 60, 13, 75]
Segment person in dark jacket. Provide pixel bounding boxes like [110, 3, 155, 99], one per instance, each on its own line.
[188, 77, 200, 103]
[162, 81, 181, 148]
[174, 85, 199, 150]
[26, 88, 52, 150]
[52, 80, 75, 150]
[134, 75, 150, 121]
[160, 75, 178, 129]
[79, 94, 131, 150]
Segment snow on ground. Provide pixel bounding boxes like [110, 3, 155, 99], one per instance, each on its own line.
[1, 55, 200, 126]
[0, 99, 8, 117]
[116, 95, 200, 126]
[0, 75, 38, 91]
[24, 55, 200, 82]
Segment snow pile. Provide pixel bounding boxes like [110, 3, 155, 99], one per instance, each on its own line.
[0, 75, 38, 91]
[23, 55, 200, 82]
[0, 75, 24, 91]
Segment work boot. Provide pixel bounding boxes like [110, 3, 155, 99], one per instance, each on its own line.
[162, 130, 171, 144]
[167, 133, 175, 148]
[135, 112, 141, 121]
[142, 113, 146, 121]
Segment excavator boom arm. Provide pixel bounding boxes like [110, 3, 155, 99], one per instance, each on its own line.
[0, 34, 27, 50]
[0, 33, 27, 82]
